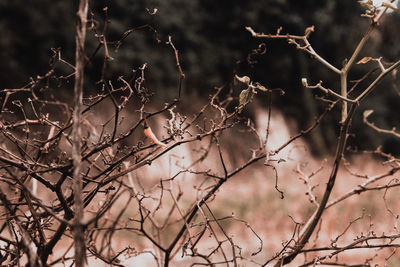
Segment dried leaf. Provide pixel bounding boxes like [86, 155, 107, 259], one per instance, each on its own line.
[255, 83, 268, 92]
[235, 75, 251, 84]
[363, 109, 374, 119]
[238, 88, 252, 113]
[357, 57, 372, 64]
[382, 1, 398, 10]
[144, 126, 167, 148]
[239, 89, 250, 106]
[358, 0, 373, 7]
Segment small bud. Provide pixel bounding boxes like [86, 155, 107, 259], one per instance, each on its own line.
[304, 25, 315, 36]
[301, 78, 308, 87]
[363, 109, 374, 119]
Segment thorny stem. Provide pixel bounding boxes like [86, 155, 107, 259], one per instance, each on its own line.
[72, 0, 89, 266]
[340, 73, 348, 123]
[246, 26, 341, 74]
[249, 5, 400, 266]
[274, 103, 357, 266]
[163, 151, 268, 266]
[340, 25, 373, 122]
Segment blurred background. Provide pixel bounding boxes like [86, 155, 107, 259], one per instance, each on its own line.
[1, 2, 400, 266]
[0, 0, 399, 156]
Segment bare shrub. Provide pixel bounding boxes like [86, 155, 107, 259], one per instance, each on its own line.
[0, 1, 400, 267]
